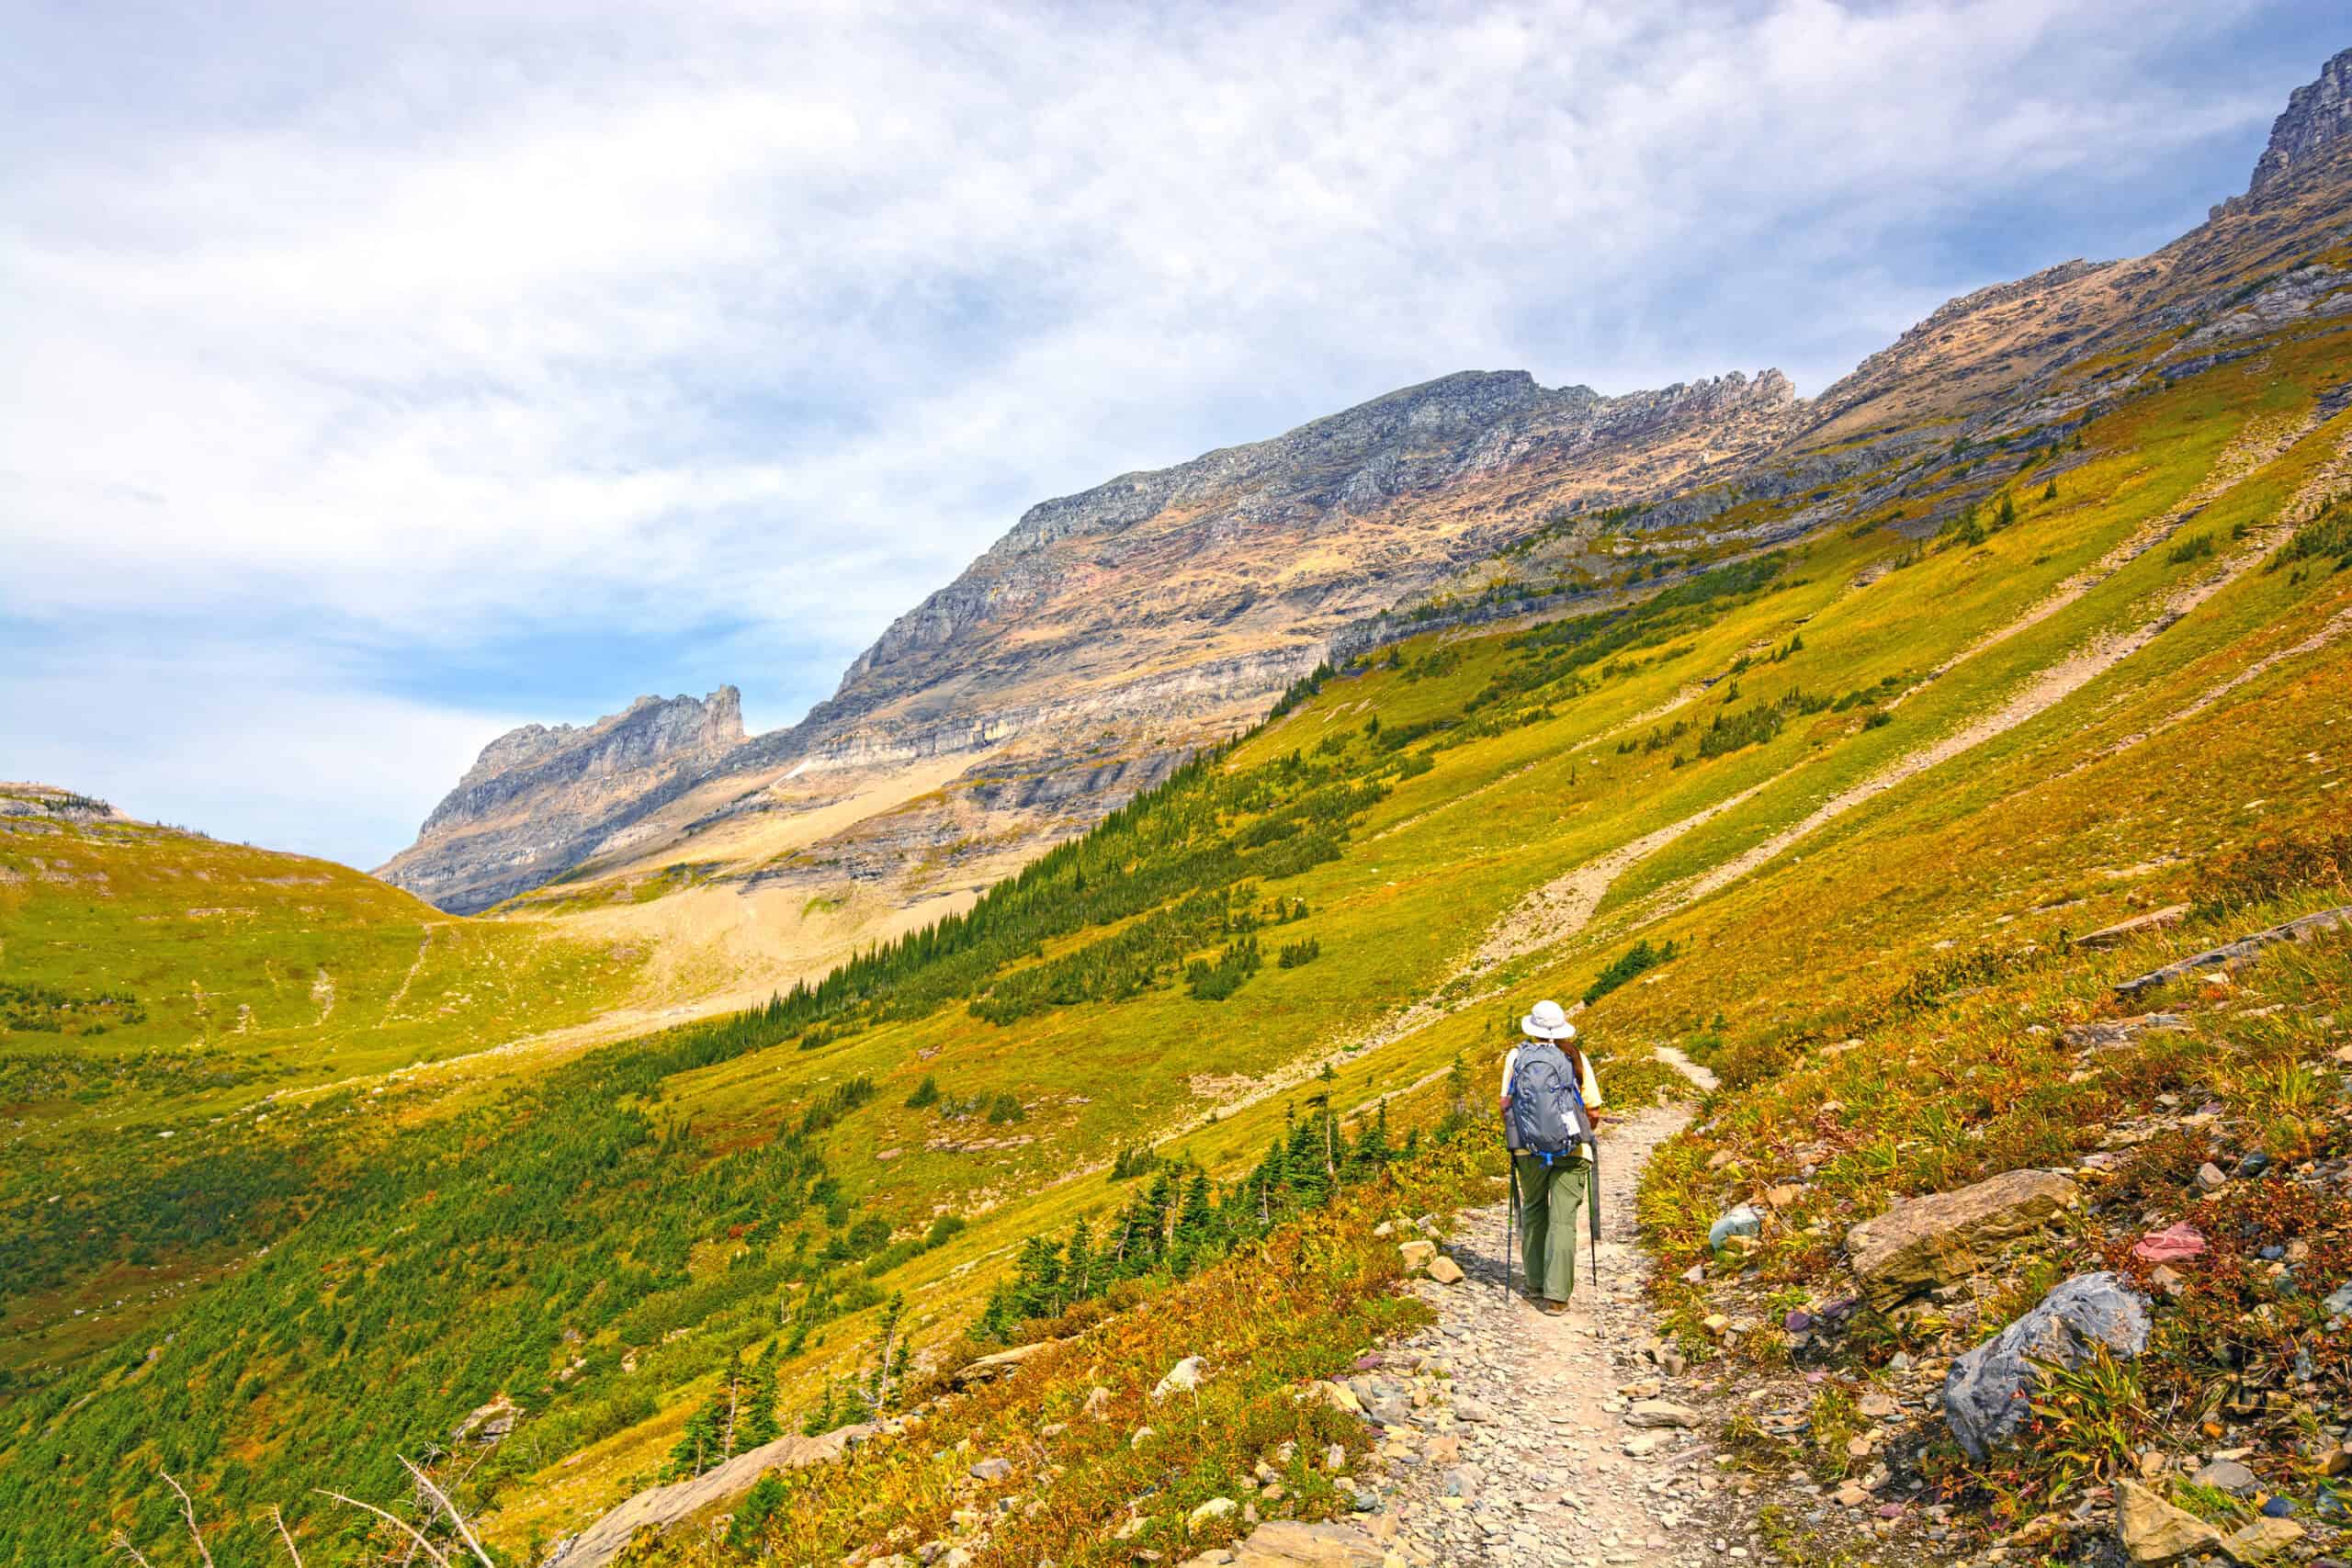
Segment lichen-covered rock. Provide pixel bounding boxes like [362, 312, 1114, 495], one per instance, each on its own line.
[1846, 1168, 2079, 1308]
[1945, 1273, 2150, 1460]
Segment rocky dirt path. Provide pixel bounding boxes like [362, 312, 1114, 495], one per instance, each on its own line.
[1342, 1059, 1738, 1568]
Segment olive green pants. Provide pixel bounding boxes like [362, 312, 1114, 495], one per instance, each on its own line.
[1512, 1155, 1590, 1304]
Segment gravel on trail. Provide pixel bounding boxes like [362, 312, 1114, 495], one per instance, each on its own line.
[1345, 1095, 1758, 1568]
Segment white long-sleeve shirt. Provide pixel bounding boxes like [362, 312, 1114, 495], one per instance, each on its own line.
[1499, 1043, 1604, 1160]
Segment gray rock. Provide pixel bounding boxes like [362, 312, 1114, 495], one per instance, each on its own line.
[1707, 1205, 1762, 1250]
[968, 1457, 1012, 1483]
[2323, 1280, 2352, 1317]
[2195, 1459, 2258, 1496]
[1944, 1272, 2151, 1460]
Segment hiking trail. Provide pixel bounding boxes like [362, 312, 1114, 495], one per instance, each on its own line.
[1350, 1052, 1736, 1568]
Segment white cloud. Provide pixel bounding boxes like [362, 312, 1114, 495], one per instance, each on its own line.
[0, 0, 2311, 862]
[1, 641, 531, 867]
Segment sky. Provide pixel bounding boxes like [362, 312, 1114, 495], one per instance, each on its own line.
[2, 0, 2343, 868]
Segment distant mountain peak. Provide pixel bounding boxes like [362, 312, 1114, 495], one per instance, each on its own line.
[2247, 45, 2352, 197]
[378, 686, 744, 912]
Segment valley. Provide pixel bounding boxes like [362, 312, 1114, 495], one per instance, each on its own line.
[5, 43, 2352, 1568]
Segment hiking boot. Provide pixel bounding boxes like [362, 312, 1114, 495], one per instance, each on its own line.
[1541, 1298, 1571, 1315]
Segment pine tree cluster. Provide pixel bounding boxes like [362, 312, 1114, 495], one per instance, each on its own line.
[976, 1092, 1406, 1343]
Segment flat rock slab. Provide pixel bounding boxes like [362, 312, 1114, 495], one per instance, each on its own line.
[2061, 1012, 2188, 1051]
[2075, 905, 2190, 949]
[1846, 1168, 2080, 1309]
[948, 1337, 1057, 1388]
[2115, 905, 2352, 996]
[1199, 1520, 1385, 1567]
[545, 1423, 873, 1568]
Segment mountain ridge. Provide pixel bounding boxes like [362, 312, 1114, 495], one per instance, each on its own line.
[382, 365, 1803, 916]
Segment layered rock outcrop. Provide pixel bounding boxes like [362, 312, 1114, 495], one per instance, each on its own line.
[378, 688, 743, 913]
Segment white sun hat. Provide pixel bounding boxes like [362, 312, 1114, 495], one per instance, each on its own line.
[1520, 998, 1577, 1041]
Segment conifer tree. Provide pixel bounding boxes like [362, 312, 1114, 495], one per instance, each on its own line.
[1011, 1234, 1064, 1320]
[741, 1339, 782, 1446]
[1171, 1168, 1217, 1269]
[1352, 1099, 1391, 1172]
[726, 1472, 788, 1552]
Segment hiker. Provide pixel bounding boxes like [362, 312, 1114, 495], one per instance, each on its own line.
[1499, 998, 1603, 1313]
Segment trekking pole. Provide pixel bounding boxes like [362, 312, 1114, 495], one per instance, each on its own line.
[1503, 1156, 1519, 1298]
[1587, 1140, 1601, 1289]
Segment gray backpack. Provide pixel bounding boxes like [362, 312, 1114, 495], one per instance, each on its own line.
[1507, 1041, 1594, 1161]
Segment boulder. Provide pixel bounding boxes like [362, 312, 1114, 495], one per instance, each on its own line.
[1301, 1380, 1361, 1416]
[1426, 1255, 1464, 1285]
[543, 1423, 875, 1568]
[1846, 1168, 2080, 1309]
[2061, 1013, 2188, 1051]
[1623, 1400, 1700, 1429]
[968, 1457, 1012, 1483]
[1945, 1272, 2151, 1461]
[2117, 1482, 2222, 1565]
[1396, 1240, 1437, 1271]
[2114, 905, 2352, 996]
[1151, 1357, 1204, 1401]
[450, 1393, 520, 1445]
[1081, 1384, 1113, 1421]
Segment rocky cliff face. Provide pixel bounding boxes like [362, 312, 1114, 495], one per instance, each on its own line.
[804, 367, 1798, 742]
[379, 688, 744, 913]
[2249, 46, 2352, 197]
[383, 367, 1799, 916]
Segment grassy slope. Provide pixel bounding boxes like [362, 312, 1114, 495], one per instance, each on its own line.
[0, 805, 646, 1373]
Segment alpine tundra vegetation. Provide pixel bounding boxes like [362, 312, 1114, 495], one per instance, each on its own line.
[8, 35, 2352, 1568]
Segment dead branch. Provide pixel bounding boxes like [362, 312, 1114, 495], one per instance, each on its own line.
[160, 1472, 217, 1568]
[313, 1491, 453, 1568]
[397, 1457, 496, 1567]
[108, 1530, 158, 1568]
[269, 1505, 306, 1567]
